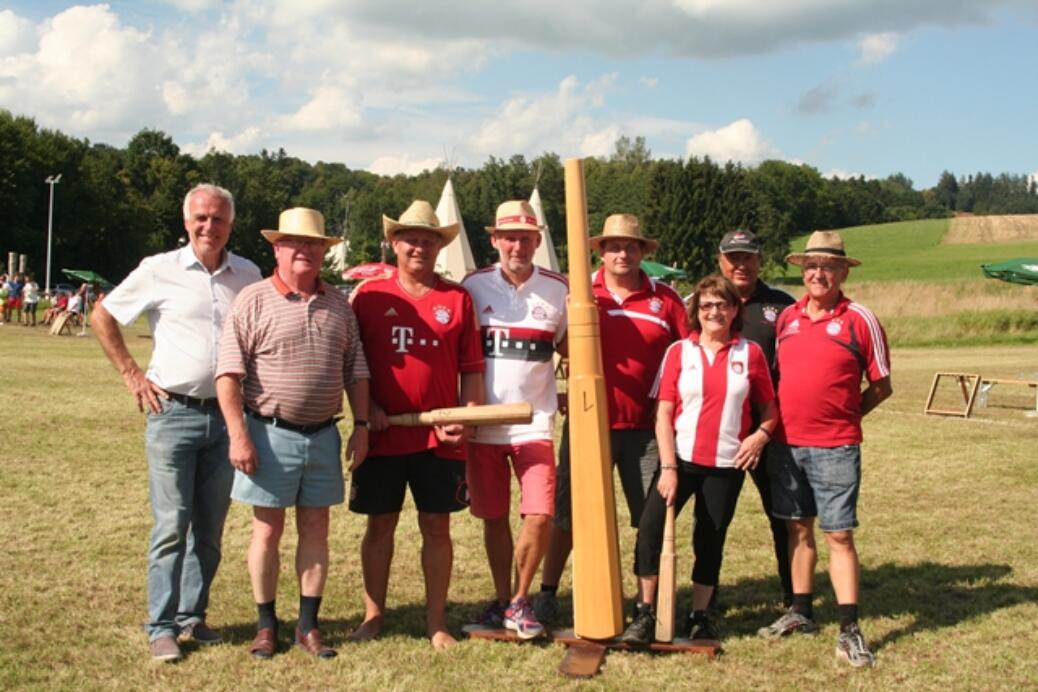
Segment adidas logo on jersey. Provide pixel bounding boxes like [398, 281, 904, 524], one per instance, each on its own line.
[482, 305, 494, 314]
[384, 307, 398, 317]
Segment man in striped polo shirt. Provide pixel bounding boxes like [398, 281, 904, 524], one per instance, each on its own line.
[216, 208, 370, 660]
[757, 231, 892, 668]
[461, 200, 568, 639]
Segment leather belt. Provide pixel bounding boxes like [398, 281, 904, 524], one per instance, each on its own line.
[167, 392, 220, 409]
[246, 409, 339, 434]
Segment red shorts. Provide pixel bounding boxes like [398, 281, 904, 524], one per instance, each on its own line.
[467, 440, 556, 520]
[7, 297, 21, 309]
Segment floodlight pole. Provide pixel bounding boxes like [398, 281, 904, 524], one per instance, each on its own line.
[44, 174, 62, 295]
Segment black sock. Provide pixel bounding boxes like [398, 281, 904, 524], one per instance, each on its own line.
[298, 595, 322, 634]
[691, 609, 708, 623]
[838, 604, 859, 632]
[257, 600, 278, 632]
[540, 584, 558, 595]
[791, 593, 813, 619]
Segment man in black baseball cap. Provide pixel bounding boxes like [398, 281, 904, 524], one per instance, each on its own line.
[716, 229, 796, 610]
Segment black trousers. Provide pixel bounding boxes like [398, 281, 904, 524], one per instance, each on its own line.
[634, 462, 744, 586]
[749, 451, 793, 602]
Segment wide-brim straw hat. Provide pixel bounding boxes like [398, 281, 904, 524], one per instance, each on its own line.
[484, 200, 542, 233]
[383, 200, 460, 243]
[261, 208, 342, 247]
[589, 213, 658, 254]
[785, 230, 861, 267]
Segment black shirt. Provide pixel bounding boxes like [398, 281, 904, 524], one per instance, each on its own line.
[740, 280, 795, 374]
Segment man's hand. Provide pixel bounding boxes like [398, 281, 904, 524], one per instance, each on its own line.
[123, 367, 167, 414]
[347, 427, 369, 472]
[433, 423, 466, 446]
[369, 402, 389, 432]
[228, 432, 258, 475]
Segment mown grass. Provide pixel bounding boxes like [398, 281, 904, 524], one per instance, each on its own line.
[777, 218, 1038, 283]
[770, 217, 1038, 346]
[1, 320, 1037, 689]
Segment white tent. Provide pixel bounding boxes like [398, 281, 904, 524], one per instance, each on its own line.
[434, 178, 475, 280]
[529, 187, 560, 272]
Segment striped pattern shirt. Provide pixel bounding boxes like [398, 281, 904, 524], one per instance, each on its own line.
[217, 274, 370, 425]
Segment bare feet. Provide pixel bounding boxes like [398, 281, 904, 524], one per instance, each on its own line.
[348, 616, 383, 642]
[429, 630, 457, 650]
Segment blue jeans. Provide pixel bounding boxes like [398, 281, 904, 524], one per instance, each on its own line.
[144, 399, 233, 640]
[767, 442, 861, 532]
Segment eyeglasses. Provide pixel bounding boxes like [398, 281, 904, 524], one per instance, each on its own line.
[802, 261, 842, 273]
[698, 300, 731, 312]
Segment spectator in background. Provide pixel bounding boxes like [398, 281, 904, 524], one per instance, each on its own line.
[21, 274, 40, 326]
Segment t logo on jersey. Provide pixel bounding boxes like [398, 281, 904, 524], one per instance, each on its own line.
[391, 325, 415, 353]
[486, 327, 510, 356]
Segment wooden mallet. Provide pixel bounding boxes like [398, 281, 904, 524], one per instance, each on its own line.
[385, 402, 533, 427]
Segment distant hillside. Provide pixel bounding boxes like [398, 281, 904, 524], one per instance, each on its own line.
[778, 217, 1038, 283]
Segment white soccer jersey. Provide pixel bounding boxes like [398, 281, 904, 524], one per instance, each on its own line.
[462, 265, 568, 444]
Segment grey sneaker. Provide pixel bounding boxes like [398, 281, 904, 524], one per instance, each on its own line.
[619, 603, 655, 645]
[836, 624, 876, 668]
[179, 620, 223, 645]
[757, 609, 819, 639]
[533, 591, 560, 623]
[150, 635, 183, 662]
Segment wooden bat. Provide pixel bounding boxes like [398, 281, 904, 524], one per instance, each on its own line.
[655, 503, 677, 642]
[385, 403, 533, 427]
[564, 158, 625, 640]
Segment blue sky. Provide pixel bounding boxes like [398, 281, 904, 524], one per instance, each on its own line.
[1, 1, 1035, 187]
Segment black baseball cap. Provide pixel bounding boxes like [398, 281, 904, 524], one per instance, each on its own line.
[719, 229, 760, 254]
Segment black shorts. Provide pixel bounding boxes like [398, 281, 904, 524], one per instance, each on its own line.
[349, 449, 469, 515]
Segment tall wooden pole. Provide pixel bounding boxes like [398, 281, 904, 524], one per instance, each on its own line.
[563, 158, 624, 639]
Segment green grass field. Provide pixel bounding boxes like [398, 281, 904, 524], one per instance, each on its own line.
[1, 318, 1036, 689]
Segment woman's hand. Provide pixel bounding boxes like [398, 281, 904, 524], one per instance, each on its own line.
[733, 430, 769, 470]
[656, 467, 678, 506]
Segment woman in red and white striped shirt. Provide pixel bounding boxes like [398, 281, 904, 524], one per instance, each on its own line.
[621, 274, 777, 644]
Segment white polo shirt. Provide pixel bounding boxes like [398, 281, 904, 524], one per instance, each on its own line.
[462, 264, 568, 444]
[103, 246, 261, 399]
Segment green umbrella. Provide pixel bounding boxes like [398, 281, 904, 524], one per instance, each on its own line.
[62, 268, 114, 289]
[640, 260, 688, 280]
[981, 258, 1038, 286]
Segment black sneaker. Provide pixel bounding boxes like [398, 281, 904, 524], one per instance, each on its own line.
[620, 603, 655, 644]
[687, 614, 719, 641]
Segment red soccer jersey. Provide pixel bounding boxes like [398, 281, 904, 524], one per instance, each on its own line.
[654, 334, 774, 468]
[351, 271, 485, 459]
[593, 270, 690, 429]
[774, 294, 891, 447]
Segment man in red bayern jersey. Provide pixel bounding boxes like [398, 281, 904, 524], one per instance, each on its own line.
[757, 231, 892, 668]
[462, 201, 568, 639]
[348, 200, 485, 650]
[536, 213, 689, 624]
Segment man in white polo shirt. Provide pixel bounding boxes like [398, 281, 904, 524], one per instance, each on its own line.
[216, 208, 370, 660]
[92, 184, 262, 662]
[462, 201, 567, 639]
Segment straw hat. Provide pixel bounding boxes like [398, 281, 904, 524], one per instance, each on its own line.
[589, 213, 658, 254]
[484, 200, 542, 233]
[382, 200, 460, 243]
[785, 230, 861, 267]
[261, 208, 342, 247]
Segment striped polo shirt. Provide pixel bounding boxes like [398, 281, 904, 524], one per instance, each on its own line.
[217, 273, 370, 425]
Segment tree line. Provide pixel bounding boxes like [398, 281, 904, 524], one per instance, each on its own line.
[3, 109, 1036, 284]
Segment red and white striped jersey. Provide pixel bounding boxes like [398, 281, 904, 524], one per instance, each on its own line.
[462, 265, 568, 444]
[653, 333, 774, 468]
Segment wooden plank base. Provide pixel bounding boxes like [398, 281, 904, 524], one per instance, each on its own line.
[460, 624, 548, 642]
[559, 642, 607, 678]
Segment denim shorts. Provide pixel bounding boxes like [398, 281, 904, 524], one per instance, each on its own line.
[767, 442, 861, 532]
[231, 415, 343, 508]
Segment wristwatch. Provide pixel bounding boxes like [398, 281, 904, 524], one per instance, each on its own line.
[353, 419, 369, 430]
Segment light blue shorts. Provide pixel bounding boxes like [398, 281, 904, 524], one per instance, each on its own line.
[767, 442, 861, 532]
[231, 415, 344, 508]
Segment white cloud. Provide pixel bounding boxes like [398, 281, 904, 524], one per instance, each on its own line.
[471, 74, 617, 156]
[162, 0, 221, 11]
[857, 32, 898, 64]
[685, 118, 778, 165]
[183, 127, 264, 156]
[581, 125, 623, 158]
[824, 168, 875, 180]
[279, 85, 364, 132]
[368, 155, 443, 177]
[640, 76, 659, 88]
[0, 9, 34, 56]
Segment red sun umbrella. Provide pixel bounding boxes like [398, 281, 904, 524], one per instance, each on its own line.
[342, 262, 394, 281]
